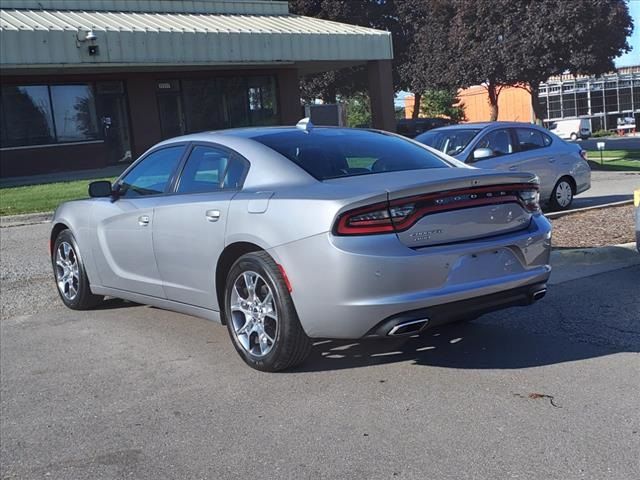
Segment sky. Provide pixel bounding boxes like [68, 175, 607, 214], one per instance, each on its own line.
[616, 0, 640, 67]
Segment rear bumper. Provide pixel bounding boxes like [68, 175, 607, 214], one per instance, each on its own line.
[574, 162, 591, 195]
[269, 214, 552, 339]
[367, 282, 547, 336]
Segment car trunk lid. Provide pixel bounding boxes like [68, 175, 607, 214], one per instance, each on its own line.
[328, 168, 539, 247]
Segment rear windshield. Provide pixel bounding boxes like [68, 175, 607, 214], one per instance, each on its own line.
[416, 129, 481, 156]
[252, 129, 450, 180]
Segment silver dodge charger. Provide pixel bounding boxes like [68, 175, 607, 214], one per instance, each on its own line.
[50, 123, 552, 371]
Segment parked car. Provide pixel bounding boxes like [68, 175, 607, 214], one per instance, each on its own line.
[50, 123, 551, 371]
[397, 117, 452, 138]
[547, 118, 591, 140]
[414, 122, 591, 210]
[635, 189, 640, 253]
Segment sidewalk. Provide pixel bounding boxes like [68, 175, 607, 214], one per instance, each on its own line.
[0, 164, 130, 188]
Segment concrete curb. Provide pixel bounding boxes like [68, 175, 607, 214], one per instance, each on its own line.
[0, 212, 53, 228]
[550, 242, 639, 285]
[546, 199, 633, 219]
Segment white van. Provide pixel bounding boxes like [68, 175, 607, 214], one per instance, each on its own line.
[547, 119, 591, 141]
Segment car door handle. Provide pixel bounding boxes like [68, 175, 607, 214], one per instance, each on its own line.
[138, 215, 150, 226]
[548, 157, 556, 163]
[509, 165, 518, 171]
[205, 209, 221, 222]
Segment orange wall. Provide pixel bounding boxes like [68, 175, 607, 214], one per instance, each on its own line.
[405, 85, 533, 122]
[404, 96, 416, 119]
[459, 85, 532, 123]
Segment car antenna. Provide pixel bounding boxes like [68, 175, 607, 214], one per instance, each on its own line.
[296, 117, 314, 133]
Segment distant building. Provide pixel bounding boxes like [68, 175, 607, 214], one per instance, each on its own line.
[0, 0, 395, 177]
[404, 66, 640, 130]
[538, 65, 640, 131]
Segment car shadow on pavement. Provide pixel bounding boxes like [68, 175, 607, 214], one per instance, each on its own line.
[93, 298, 141, 310]
[292, 320, 639, 373]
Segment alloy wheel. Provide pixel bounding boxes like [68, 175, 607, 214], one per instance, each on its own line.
[229, 271, 278, 357]
[55, 242, 80, 301]
[555, 181, 573, 208]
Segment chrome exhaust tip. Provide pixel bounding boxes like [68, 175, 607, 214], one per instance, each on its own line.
[532, 289, 547, 301]
[388, 318, 429, 336]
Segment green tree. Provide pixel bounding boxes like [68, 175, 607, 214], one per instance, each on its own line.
[420, 89, 465, 122]
[395, 0, 459, 117]
[289, 1, 415, 102]
[445, 0, 525, 121]
[290, 0, 633, 124]
[344, 93, 372, 128]
[510, 0, 633, 123]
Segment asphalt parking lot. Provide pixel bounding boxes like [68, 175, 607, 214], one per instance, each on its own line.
[1, 223, 639, 479]
[571, 170, 640, 209]
[564, 136, 639, 210]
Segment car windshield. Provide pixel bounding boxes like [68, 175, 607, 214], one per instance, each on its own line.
[251, 129, 450, 180]
[416, 129, 481, 156]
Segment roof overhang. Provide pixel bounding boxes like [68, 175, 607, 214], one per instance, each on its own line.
[0, 8, 393, 71]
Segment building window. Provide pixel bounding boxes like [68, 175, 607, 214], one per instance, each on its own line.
[155, 75, 279, 139]
[548, 95, 561, 119]
[618, 87, 632, 112]
[604, 87, 619, 112]
[1, 83, 100, 148]
[0, 85, 55, 148]
[248, 76, 278, 126]
[50, 85, 99, 142]
[576, 92, 589, 116]
[562, 93, 576, 117]
[182, 79, 229, 133]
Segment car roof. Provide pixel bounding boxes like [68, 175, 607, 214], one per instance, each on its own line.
[427, 121, 543, 132]
[160, 126, 387, 144]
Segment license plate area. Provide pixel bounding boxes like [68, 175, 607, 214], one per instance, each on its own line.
[446, 248, 523, 285]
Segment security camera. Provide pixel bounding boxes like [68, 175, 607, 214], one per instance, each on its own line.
[85, 30, 96, 41]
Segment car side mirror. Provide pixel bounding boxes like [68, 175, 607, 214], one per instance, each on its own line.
[88, 180, 113, 198]
[472, 148, 493, 161]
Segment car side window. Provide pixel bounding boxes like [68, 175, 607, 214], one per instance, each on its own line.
[119, 145, 185, 197]
[475, 129, 514, 158]
[515, 128, 547, 152]
[176, 145, 247, 194]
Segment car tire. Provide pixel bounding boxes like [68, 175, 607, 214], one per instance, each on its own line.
[550, 177, 575, 211]
[224, 251, 312, 372]
[52, 229, 104, 310]
[570, 132, 578, 141]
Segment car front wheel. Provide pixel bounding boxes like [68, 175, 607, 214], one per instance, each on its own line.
[550, 177, 574, 210]
[224, 251, 311, 372]
[52, 229, 103, 310]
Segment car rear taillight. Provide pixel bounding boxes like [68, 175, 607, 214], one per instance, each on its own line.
[334, 183, 540, 236]
[518, 189, 540, 213]
[334, 201, 415, 235]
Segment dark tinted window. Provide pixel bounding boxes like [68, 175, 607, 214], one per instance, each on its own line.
[416, 129, 480, 156]
[119, 146, 184, 197]
[252, 129, 450, 180]
[0, 85, 55, 147]
[177, 145, 247, 194]
[515, 128, 549, 151]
